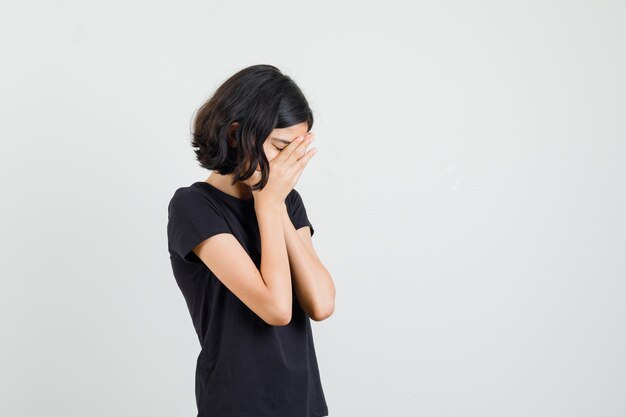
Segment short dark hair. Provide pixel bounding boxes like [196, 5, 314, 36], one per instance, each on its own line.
[191, 64, 314, 191]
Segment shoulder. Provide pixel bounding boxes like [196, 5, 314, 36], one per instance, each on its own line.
[167, 184, 221, 218]
[169, 184, 199, 203]
[166, 184, 232, 263]
[285, 188, 305, 211]
[287, 187, 303, 204]
[169, 183, 213, 206]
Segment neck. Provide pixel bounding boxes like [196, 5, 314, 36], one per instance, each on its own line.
[205, 172, 254, 200]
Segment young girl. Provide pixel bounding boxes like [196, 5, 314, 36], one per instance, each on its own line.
[167, 64, 335, 417]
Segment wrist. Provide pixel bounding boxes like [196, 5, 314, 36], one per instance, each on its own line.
[254, 199, 286, 214]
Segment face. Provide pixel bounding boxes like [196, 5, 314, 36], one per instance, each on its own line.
[257, 121, 310, 170]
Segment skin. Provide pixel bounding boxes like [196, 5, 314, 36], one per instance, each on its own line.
[193, 122, 336, 325]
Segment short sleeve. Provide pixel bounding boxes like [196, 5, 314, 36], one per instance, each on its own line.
[167, 188, 232, 263]
[287, 188, 315, 237]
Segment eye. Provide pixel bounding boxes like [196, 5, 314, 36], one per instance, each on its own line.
[274, 145, 285, 151]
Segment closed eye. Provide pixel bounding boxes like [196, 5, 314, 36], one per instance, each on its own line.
[274, 145, 285, 151]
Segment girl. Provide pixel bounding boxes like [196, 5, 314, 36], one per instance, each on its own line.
[167, 64, 335, 417]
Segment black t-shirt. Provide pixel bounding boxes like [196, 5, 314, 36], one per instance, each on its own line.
[167, 181, 329, 417]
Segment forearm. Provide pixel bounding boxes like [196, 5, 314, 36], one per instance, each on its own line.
[256, 201, 293, 312]
[281, 209, 335, 320]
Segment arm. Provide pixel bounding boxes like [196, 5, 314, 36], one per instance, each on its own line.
[281, 207, 336, 321]
[193, 200, 294, 326]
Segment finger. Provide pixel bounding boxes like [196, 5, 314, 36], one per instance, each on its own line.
[271, 135, 301, 165]
[297, 133, 315, 160]
[287, 133, 315, 163]
[285, 134, 306, 154]
[286, 132, 314, 154]
[294, 146, 317, 169]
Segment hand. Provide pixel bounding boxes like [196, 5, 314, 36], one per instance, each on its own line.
[253, 133, 317, 206]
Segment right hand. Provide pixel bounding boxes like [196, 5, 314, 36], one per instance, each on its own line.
[253, 133, 316, 206]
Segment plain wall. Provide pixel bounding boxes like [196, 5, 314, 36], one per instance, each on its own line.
[1, 1, 624, 416]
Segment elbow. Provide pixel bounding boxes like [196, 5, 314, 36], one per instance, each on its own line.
[309, 302, 335, 322]
[264, 301, 293, 326]
[310, 283, 336, 322]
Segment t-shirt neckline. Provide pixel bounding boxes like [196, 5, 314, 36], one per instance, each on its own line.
[194, 181, 255, 204]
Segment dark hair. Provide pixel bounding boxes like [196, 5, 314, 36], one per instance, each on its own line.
[191, 64, 314, 191]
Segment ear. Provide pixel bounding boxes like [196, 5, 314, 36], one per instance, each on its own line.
[227, 122, 239, 147]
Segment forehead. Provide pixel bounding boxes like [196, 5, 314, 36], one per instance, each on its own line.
[270, 122, 309, 141]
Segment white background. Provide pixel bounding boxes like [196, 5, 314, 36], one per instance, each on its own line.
[1, 1, 625, 416]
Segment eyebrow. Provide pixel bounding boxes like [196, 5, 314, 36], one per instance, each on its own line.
[270, 137, 292, 145]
